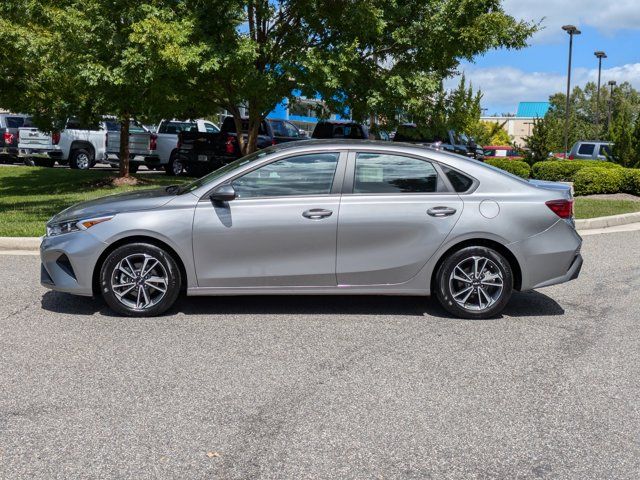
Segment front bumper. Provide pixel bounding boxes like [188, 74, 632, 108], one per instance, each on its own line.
[40, 231, 107, 296]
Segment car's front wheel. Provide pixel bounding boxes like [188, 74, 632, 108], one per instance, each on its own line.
[165, 153, 183, 176]
[435, 246, 513, 319]
[100, 243, 181, 317]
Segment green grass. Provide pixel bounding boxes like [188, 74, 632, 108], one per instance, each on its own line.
[574, 197, 640, 219]
[0, 166, 183, 237]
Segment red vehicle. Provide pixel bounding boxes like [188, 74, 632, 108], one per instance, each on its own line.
[483, 145, 523, 160]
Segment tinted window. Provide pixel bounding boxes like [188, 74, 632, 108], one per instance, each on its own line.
[221, 117, 266, 134]
[599, 144, 612, 157]
[578, 143, 595, 155]
[312, 123, 334, 138]
[6, 117, 27, 128]
[354, 153, 438, 194]
[158, 121, 197, 134]
[283, 121, 300, 137]
[269, 120, 286, 136]
[232, 153, 339, 198]
[441, 166, 474, 193]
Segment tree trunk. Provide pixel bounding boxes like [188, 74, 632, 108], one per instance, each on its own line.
[230, 110, 247, 156]
[246, 108, 262, 155]
[118, 116, 130, 177]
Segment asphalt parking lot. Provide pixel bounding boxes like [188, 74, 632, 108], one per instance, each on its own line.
[1, 230, 639, 479]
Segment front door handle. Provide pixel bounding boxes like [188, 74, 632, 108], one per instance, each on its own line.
[427, 206, 457, 217]
[302, 208, 333, 219]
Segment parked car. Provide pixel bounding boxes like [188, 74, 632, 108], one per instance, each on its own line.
[393, 124, 484, 160]
[568, 140, 614, 161]
[311, 120, 368, 139]
[17, 117, 120, 169]
[483, 146, 523, 160]
[177, 116, 304, 175]
[0, 113, 31, 162]
[40, 140, 582, 319]
[145, 119, 219, 175]
[105, 121, 158, 173]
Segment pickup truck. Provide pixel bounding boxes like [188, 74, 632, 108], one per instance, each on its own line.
[393, 124, 484, 160]
[17, 118, 118, 169]
[0, 113, 31, 163]
[177, 116, 305, 175]
[105, 121, 158, 173]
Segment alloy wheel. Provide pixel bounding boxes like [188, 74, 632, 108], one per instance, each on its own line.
[110, 253, 168, 310]
[76, 153, 90, 169]
[448, 256, 504, 311]
[172, 158, 183, 175]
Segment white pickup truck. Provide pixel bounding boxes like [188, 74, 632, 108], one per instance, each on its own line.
[106, 119, 219, 175]
[17, 118, 122, 169]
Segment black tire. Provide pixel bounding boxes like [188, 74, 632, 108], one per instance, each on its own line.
[129, 163, 139, 174]
[69, 148, 93, 170]
[435, 246, 513, 319]
[23, 157, 36, 167]
[33, 158, 55, 167]
[164, 152, 183, 176]
[100, 242, 182, 317]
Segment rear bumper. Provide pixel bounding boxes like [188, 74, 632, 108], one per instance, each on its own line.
[0, 146, 19, 157]
[19, 147, 63, 159]
[509, 220, 583, 291]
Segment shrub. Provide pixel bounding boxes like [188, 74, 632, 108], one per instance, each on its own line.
[622, 168, 640, 196]
[485, 158, 531, 178]
[573, 167, 626, 196]
[531, 160, 622, 182]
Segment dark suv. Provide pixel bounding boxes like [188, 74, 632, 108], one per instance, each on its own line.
[0, 113, 31, 162]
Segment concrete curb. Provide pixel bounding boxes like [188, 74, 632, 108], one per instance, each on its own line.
[574, 211, 640, 230]
[0, 237, 41, 251]
[1, 212, 639, 253]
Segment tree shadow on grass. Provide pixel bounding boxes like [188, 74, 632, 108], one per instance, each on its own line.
[41, 289, 564, 319]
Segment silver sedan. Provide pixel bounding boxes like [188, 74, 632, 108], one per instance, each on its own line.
[40, 140, 582, 319]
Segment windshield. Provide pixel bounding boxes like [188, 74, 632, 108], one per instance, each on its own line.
[178, 148, 277, 194]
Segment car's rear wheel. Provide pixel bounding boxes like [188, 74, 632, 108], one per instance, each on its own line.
[165, 153, 183, 176]
[69, 149, 93, 170]
[435, 246, 513, 319]
[100, 243, 181, 317]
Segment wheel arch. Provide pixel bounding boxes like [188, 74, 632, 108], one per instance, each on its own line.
[430, 238, 522, 292]
[70, 141, 95, 158]
[92, 235, 189, 296]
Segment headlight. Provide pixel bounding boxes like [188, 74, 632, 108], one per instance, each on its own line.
[46, 216, 113, 237]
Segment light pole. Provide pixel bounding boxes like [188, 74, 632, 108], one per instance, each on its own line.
[562, 25, 581, 157]
[607, 80, 617, 129]
[594, 51, 607, 135]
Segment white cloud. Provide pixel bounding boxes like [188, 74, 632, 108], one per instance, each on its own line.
[503, 0, 640, 42]
[450, 63, 640, 113]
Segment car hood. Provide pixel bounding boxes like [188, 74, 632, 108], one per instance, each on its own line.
[49, 188, 175, 224]
[528, 179, 573, 198]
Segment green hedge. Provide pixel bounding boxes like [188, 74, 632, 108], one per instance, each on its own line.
[573, 167, 627, 196]
[622, 169, 640, 195]
[485, 158, 531, 179]
[531, 160, 622, 182]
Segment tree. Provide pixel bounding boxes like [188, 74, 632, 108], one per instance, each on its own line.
[1, 0, 200, 177]
[186, 0, 536, 154]
[609, 105, 635, 167]
[524, 116, 553, 164]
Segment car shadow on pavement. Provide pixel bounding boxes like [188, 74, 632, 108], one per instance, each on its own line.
[41, 289, 564, 319]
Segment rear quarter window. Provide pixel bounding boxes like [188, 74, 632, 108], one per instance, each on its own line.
[441, 166, 475, 192]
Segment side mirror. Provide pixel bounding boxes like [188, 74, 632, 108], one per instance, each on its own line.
[210, 184, 236, 202]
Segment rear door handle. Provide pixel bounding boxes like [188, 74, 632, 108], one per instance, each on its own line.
[427, 206, 457, 217]
[302, 208, 333, 219]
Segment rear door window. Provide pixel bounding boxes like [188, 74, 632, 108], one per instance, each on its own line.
[353, 153, 439, 194]
[578, 143, 595, 155]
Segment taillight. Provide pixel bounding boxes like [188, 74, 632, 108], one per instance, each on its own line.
[3, 132, 13, 144]
[272, 138, 277, 146]
[546, 199, 573, 219]
[150, 134, 157, 151]
[52, 132, 61, 145]
[225, 135, 234, 154]
[568, 154, 574, 160]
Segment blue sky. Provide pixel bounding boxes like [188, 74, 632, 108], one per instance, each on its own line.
[453, 0, 640, 115]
